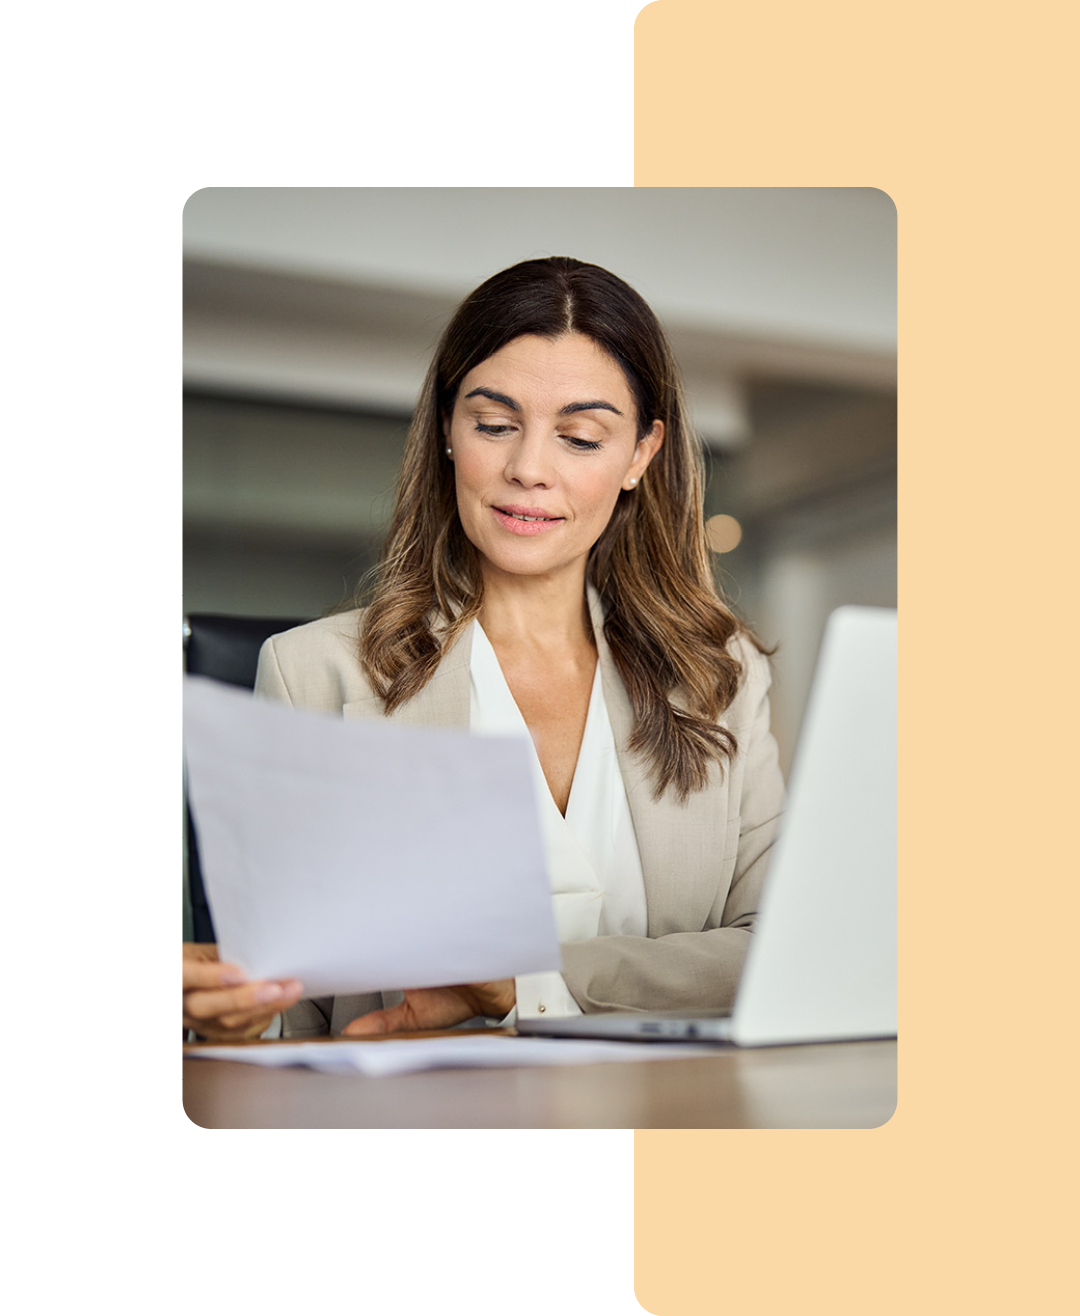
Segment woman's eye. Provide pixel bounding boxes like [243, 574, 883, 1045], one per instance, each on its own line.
[472, 423, 600, 450]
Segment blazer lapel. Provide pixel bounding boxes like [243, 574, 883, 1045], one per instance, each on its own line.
[588, 586, 729, 936]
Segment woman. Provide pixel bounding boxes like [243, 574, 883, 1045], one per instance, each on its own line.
[185, 256, 784, 1042]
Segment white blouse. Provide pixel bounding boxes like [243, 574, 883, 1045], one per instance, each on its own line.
[469, 620, 647, 1018]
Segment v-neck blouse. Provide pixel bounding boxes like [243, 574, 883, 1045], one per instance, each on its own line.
[469, 620, 647, 1018]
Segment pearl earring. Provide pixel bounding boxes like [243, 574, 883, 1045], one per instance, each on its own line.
[627, 476, 638, 487]
[446, 447, 452, 457]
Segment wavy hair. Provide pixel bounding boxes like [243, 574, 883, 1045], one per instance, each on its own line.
[359, 257, 754, 799]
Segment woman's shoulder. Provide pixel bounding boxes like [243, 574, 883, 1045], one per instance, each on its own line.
[265, 608, 367, 661]
[727, 626, 771, 676]
[722, 627, 774, 724]
[255, 608, 373, 711]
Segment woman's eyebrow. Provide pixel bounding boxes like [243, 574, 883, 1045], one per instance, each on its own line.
[464, 387, 519, 410]
[464, 388, 623, 418]
[559, 400, 623, 417]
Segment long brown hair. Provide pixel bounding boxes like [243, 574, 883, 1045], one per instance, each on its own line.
[360, 256, 752, 799]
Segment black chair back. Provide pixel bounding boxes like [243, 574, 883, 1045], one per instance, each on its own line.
[184, 614, 308, 941]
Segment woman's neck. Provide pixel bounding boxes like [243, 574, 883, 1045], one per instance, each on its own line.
[477, 566, 593, 653]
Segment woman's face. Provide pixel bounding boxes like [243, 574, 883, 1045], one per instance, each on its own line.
[445, 333, 663, 589]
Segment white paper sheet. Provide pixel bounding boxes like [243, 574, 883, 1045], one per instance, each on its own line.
[186, 1035, 718, 1076]
[183, 676, 561, 996]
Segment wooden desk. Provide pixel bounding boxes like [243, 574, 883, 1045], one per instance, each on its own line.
[183, 1036, 896, 1128]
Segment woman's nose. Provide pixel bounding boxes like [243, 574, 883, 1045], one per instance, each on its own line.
[503, 430, 554, 487]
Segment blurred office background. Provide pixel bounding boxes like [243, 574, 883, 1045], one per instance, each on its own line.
[183, 187, 896, 769]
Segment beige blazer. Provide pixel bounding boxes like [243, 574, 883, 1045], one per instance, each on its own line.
[254, 588, 785, 1036]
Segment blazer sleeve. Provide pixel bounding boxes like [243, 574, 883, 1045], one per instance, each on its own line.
[254, 636, 294, 705]
[559, 652, 785, 1013]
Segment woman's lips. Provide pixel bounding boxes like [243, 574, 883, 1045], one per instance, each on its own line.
[491, 505, 565, 536]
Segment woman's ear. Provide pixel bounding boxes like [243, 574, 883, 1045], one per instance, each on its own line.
[643, 419, 665, 463]
[623, 420, 664, 489]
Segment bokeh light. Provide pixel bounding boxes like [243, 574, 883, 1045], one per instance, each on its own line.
[705, 513, 743, 553]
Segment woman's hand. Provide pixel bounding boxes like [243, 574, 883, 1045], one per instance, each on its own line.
[342, 979, 516, 1036]
[183, 943, 304, 1042]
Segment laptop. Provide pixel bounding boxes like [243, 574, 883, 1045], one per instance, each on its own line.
[517, 605, 897, 1047]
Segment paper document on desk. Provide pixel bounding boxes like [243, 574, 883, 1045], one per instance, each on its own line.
[183, 676, 561, 996]
[186, 1036, 718, 1076]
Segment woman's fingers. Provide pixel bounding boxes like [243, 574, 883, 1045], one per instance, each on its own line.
[182, 944, 304, 1042]
[184, 1009, 278, 1042]
[342, 1003, 410, 1036]
[182, 959, 247, 991]
[182, 943, 247, 991]
[181, 979, 298, 1015]
[184, 1012, 294, 1041]
[180, 979, 298, 1037]
[342, 987, 477, 1036]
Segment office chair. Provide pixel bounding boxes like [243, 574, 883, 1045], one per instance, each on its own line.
[183, 613, 308, 942]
